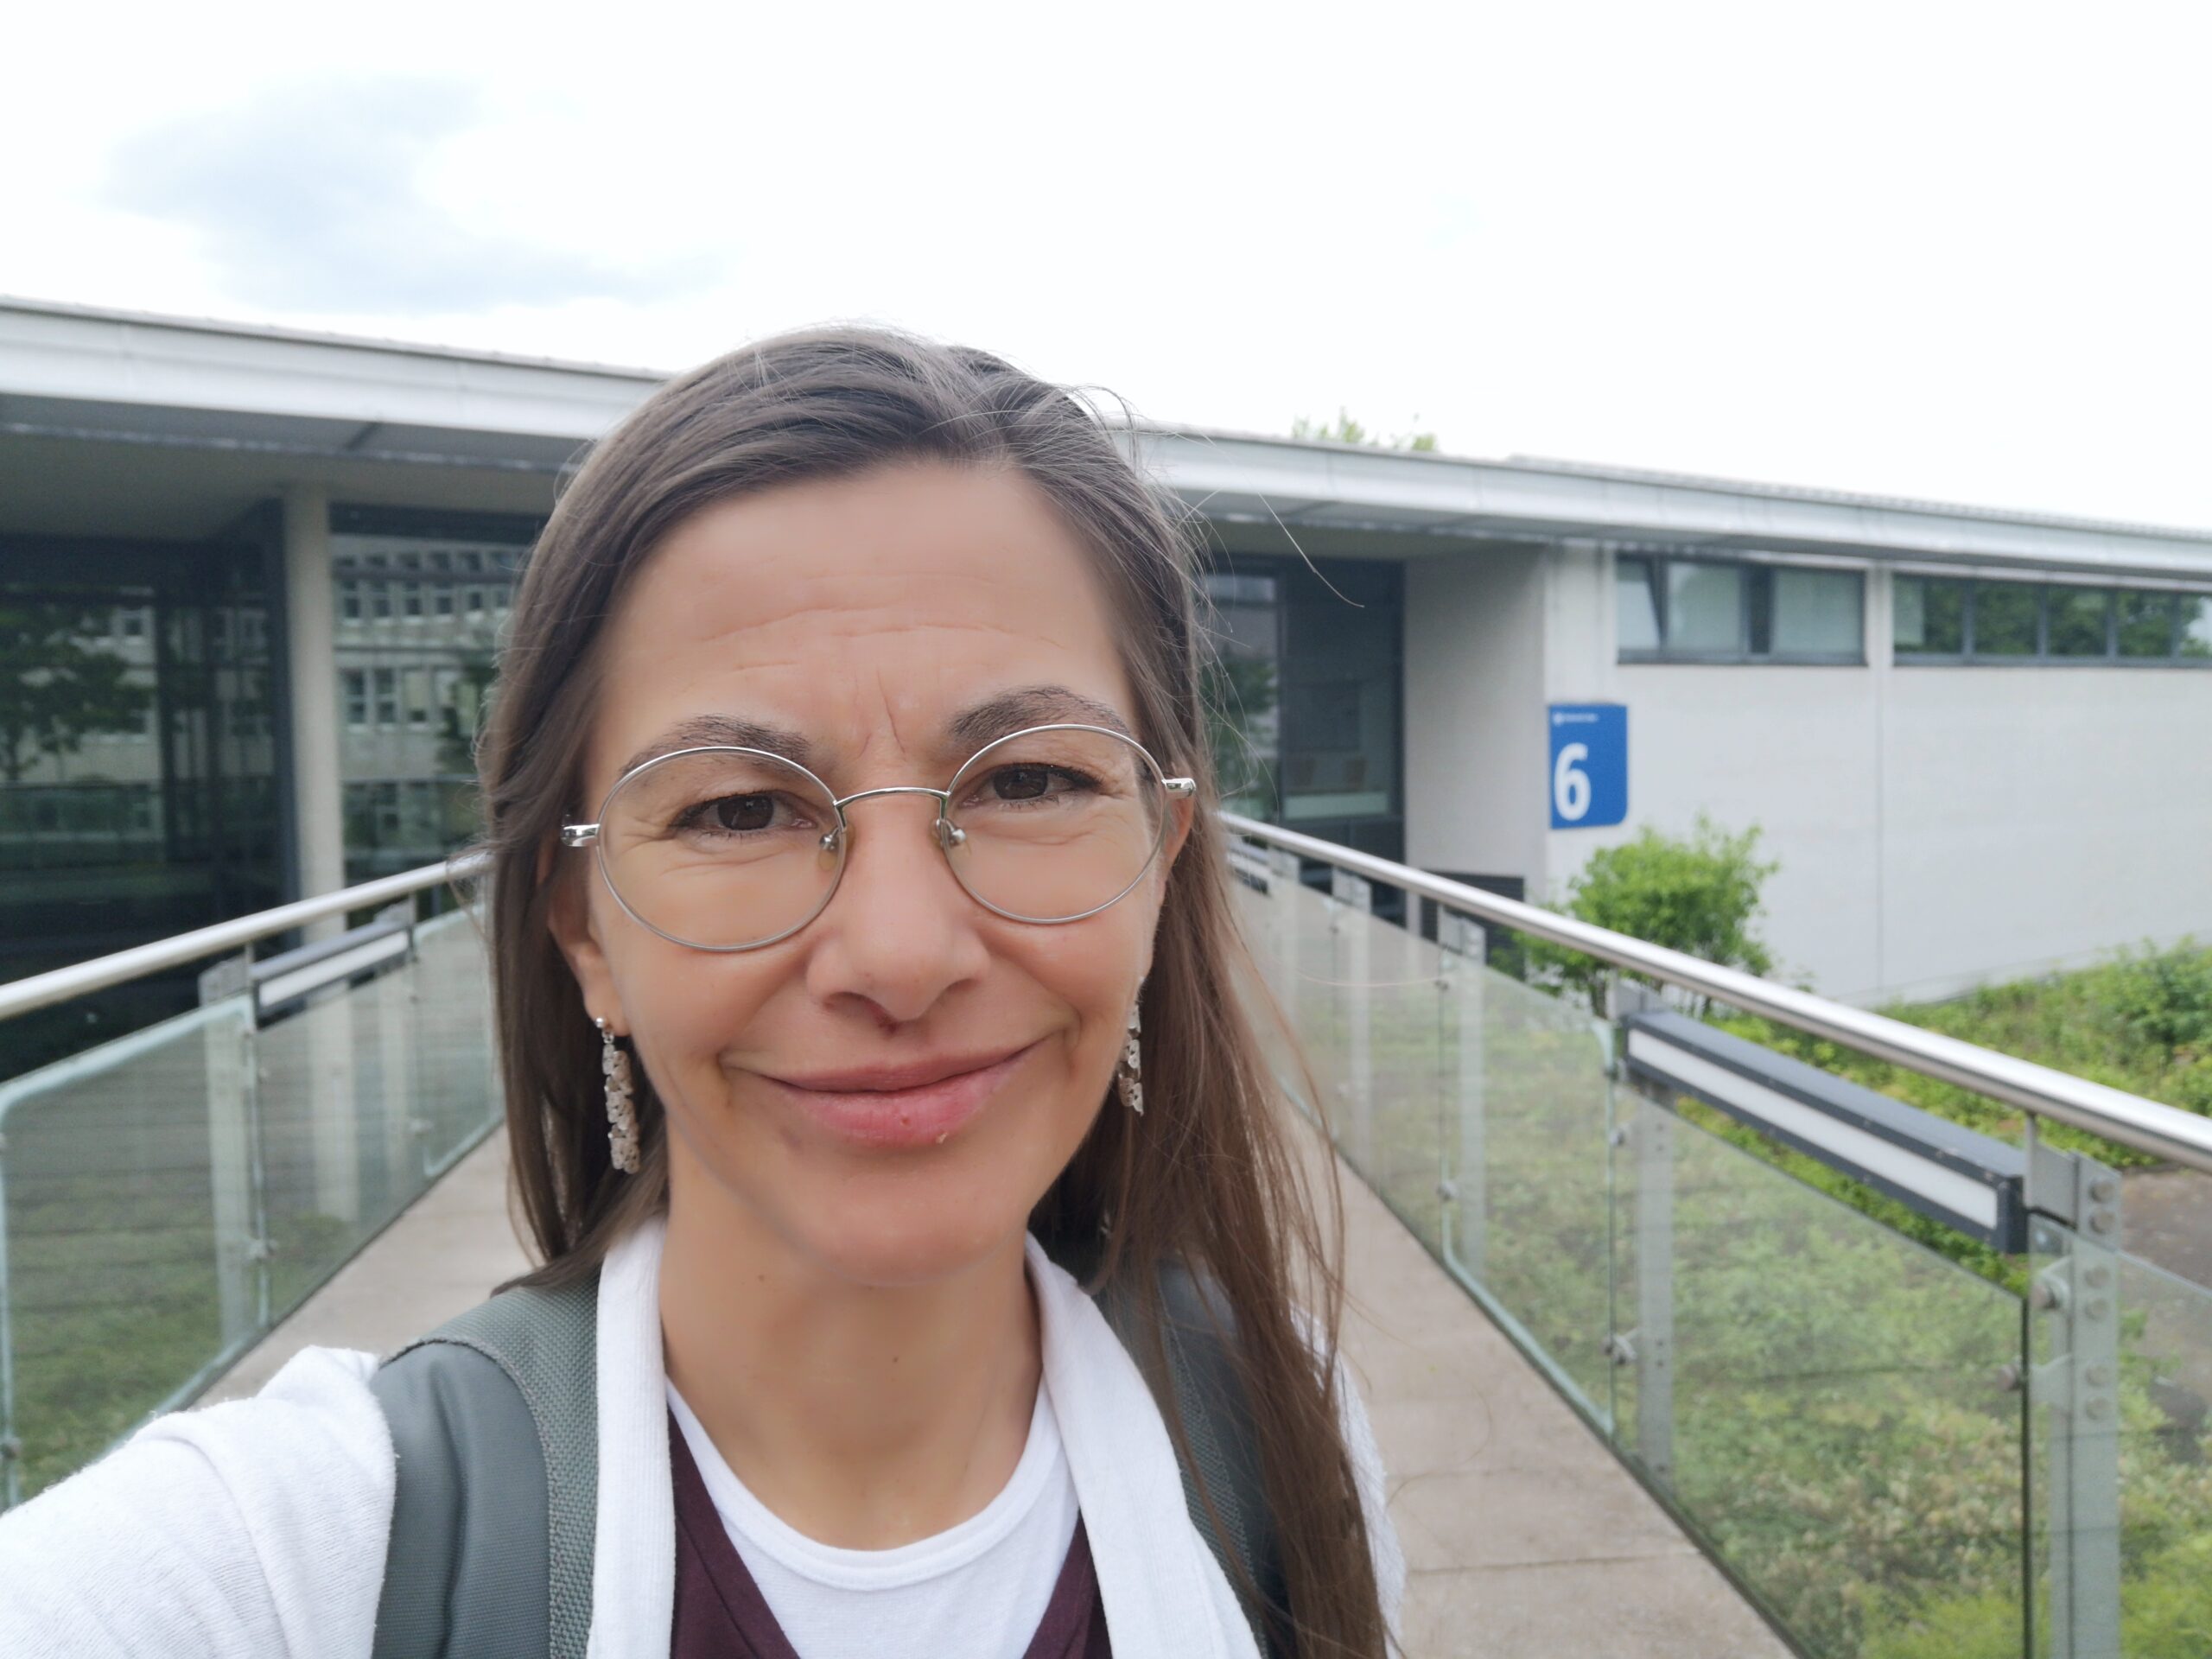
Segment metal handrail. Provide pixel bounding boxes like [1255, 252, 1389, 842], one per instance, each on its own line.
[0, 852, 489, 1026]
[8, 817, 2209, 1176]
[1224, 811, 2212, 1177]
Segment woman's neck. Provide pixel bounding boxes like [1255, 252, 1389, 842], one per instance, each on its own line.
[657, 1167, 1041, 1551]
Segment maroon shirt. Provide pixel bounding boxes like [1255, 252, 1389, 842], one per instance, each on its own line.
[669, 1413, 1112, 1659]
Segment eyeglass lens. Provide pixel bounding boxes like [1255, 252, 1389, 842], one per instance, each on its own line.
[595, 727, 1168, 949]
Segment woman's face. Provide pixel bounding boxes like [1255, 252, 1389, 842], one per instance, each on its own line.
[553, 461, 1187, 1287]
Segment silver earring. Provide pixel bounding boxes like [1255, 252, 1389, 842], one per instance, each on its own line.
[1116, 989, 1145, 1116]
[597, 1016, 641, 1173]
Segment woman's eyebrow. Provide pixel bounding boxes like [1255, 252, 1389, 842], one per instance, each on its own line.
[946, 686, 1135, 750]
[619, 715, 817, 778]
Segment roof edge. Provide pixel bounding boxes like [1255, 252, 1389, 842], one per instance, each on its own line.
[0, 294, 673, 385]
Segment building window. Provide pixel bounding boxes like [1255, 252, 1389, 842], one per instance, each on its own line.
[1893, 574, 1966, 654]
[342, 670, 370, 728]
[1617, 554, 1865, 664]
[373, 667, 400, 727]
[1895, 575, 2212, 664]
[2118, 592, 2176, 658]
[1974, 582, 2042, 656]
[2183, 595, 2212, 658]
[1761, 567, 1864, 657]
[341, 581, 361, 622]
[2047, 588, 2110, 658]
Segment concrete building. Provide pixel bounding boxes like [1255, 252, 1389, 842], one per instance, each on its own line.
[4, 296, 2209, 1040]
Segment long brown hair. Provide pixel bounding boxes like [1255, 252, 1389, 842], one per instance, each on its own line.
[474, 327, 1382, 1656]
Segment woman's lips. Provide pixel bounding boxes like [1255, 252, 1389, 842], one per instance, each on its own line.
[757, 1041, 1040, 1149]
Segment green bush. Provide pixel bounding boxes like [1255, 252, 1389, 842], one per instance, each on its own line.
[1525, 816, 1777, 1015]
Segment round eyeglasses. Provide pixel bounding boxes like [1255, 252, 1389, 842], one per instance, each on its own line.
[560, 723, 1198, 951]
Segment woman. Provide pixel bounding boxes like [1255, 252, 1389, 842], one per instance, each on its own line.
[0, 330, 1403, 1657]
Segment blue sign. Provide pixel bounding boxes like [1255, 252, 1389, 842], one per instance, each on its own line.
[1548, 703, 1627, 829]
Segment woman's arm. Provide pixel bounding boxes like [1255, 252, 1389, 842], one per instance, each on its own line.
[0, 1345, 396, 1658]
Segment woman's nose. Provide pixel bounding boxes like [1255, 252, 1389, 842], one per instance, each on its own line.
[801, 793, 990, 1024]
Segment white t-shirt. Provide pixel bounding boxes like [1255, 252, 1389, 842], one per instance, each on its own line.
[666, 1380, 1082, 1659]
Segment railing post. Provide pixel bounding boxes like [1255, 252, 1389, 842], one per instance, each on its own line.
[1438, 911, 1487, 1279]
[198, 955, 259, 1351]
[2028, 1132, 2123, 1659]
[1267, 849, 1300, 1009]
[1630, 1101, 1676, 1487]
[375, 903, 421, 1190]
[1328, 870, 1374, 1166]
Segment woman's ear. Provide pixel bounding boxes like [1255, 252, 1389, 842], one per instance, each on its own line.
[545, 849, 625, 1032]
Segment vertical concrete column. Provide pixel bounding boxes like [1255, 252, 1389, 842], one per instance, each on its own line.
[282, 485, 346, 915]
[281, 486, 361, 1227]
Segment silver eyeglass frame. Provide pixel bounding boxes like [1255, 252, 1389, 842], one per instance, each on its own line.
[558, 721, 1198, 952]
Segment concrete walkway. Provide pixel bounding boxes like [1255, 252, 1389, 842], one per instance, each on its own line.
[207, 1128, 1787, 1657]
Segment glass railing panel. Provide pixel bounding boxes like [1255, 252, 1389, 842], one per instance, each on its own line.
[407, 911, 499, 1173]
[2030, 1196, 2212, 1659]
[1613, 1087, 2026, 1659]
[1445, 946, 1620, 1424]
[255, 974, 426, 1315]
[0, 999, 256, 1505]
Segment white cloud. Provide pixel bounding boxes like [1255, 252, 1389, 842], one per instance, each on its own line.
[3, 0, 2209, 524]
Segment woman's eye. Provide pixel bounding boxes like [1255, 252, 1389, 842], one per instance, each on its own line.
[711, 794, 778, 831]
[671, 791, 803, 837]
[993, 765, 1054, 801]
[977, 764, 1098, 806]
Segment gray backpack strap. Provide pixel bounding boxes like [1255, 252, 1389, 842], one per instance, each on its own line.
[1096, 1263, 1289, 1656]
[370, 1275, 600, 1659]
[372, 1261, 1283, 1656]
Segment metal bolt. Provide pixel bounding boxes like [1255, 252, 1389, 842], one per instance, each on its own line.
[2031, 1281, 2064, 1311]
[2088, 1174, 2119, 1204]
[2086, 1363, 2115, 1388]
[1993, 1363, 2024, 1393]
[1607, 1126, 1629, 1148]
[2087, 1211, 2114, 1236]
[2085, 1297, 2111, 1322]
[2031, 1226, 2058, 1254]
[1437, 1178, 1459, 1201]
[2085, 1397, 2113, 1423]
[0, 1436, 20, 1461]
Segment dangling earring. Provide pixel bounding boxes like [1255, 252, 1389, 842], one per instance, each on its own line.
[1116, 985, 1145, 1116]
[597, 1016, 641, 1173]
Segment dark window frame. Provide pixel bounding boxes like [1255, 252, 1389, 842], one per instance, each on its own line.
[1616, 552, 1866, 666]
[1894, 574, 2212, 667]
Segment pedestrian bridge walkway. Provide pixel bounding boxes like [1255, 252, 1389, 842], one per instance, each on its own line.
[4, 818, 2210, 1657]
[202, 1127, 1790, 1658]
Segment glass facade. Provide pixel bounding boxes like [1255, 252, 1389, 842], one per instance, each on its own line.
[327, 505, 537, 882]
[1, 538, 281, 1076]
[1617, 554, 1865, 664]
[1200, 551, 1403, 863]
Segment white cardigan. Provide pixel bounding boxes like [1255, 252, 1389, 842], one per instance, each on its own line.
[0, 1220, 1404, 1656]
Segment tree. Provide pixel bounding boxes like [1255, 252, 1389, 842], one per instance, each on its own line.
[1289, 409, 1439, 452]
[0, 603, 155, 785]
[1526, 815, 1779, 1014]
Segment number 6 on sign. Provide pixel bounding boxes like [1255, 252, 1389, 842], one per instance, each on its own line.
[1548, 703, 1627, 829]
[1553, 743, 1592, 822]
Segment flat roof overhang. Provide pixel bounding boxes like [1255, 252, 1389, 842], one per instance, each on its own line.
[7, 296, 2212, 582]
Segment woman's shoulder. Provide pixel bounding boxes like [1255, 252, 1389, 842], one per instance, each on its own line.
[0, 1344, 394, 1658]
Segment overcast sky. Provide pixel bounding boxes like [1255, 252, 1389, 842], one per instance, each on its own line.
[6, 2, 2209, 525]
